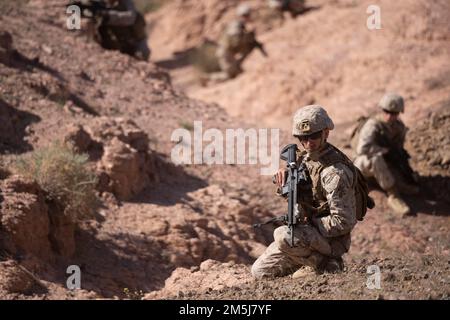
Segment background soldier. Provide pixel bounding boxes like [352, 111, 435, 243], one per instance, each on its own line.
[209, 4, 266, 83]
[252, 105, 359, 279]
[75, 0, 150, 61]
[352, 93, 419, 216]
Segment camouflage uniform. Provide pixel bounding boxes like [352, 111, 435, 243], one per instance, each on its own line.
[210, 5, 259, 81]
[353, 116, 406, 190]
[252, 105, 357, 279]
[352, 93, 412, 216]
[91, 0, 150, 61]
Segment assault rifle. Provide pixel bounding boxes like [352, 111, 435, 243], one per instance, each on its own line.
[384, 147, 417, 184]
[379, 135, 417, 184]
[253, 40, 268, 57]
[245, 31, 268, 58]
[253, 144, 310, 247]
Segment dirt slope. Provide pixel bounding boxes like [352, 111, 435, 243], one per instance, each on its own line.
[145, 0, 450, 300]
[149, 0, 450, 129]
[0, 0, 277, 299]
[0, 0, 449, 300]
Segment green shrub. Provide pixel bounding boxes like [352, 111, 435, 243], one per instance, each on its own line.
[189, 41, 221, 74]
[134, 0, 169, 14]
[14, 141, 98, 221]
[179, 121, 194, 131]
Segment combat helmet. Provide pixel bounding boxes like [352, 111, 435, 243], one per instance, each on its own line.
[292, 105, 334, 137]
[378, 93, 404, 113]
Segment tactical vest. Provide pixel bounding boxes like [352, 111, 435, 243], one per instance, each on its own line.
[300, 143, 373, 221]
[350, 116, 406, 152]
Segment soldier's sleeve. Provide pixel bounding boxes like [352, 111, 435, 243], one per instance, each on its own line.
[356, 118, 385, 156]
[393, 121, 407, 148]
[104, 0, 137, 27]
[312, 163, 357, 238]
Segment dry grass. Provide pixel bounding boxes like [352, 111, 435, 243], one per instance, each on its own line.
[189, 41, 221, 74]
[13, 141, 98, 222]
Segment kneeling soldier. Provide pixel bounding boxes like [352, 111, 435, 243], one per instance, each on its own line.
[252, 105, 363, 279]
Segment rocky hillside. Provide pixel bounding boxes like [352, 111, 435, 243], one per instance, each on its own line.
[0, 0, 449, 300]
[0, 0, 275, 299]
[148, 0, 450, 129]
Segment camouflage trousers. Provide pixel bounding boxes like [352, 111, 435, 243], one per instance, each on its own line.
[354, 153, 395, 190]
[251, 225, 332, 279]
[209, 48, 242, 82]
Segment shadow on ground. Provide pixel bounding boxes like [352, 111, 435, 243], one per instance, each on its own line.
[154, 47, 197, 70]
[368, 175, 450, 217]
[130, 154, 208, 206]
[0, 98, 41, 154]
[2, 49, 100, 116]
[408, 175, 450, 216]
[72, 227, 172, 298]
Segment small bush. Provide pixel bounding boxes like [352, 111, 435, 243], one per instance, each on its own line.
[179, 121, 194, 131]
[189, 41, 221, 74]
[13, 141, 98, 222]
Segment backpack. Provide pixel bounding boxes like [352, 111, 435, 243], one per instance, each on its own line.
[352, 164, 375, 221]
[347, 119, 376, 220]
[349, 116, 369, 152]
[314, 144, 375, 221]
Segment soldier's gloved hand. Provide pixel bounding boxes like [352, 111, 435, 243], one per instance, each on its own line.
[273, 169, 287, 187]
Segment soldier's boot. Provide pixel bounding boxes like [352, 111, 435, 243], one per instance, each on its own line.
[321, 257, 344, 274]
[386, 188, 411, 216]
[292, 266, 317, 279]
[397, 180, 420, 195]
